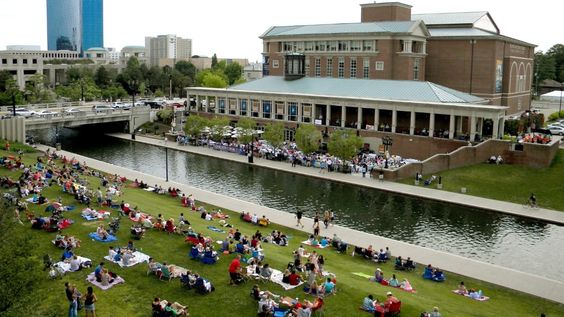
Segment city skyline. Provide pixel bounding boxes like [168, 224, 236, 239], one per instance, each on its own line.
[1, 0, 560, 61]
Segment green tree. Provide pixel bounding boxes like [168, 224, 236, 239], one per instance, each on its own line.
[184, 115, 209, 138]
[295, 124, 322, 154]
[156, 107, 174, 124]
[201, 72, 228, 88]
[24, 73, 52, 103]
[236, 117, 257, 144]
[547, 44, 564, 82]
[0, 70, 13, 93]
[94, 66, 112, 88]
[224, 62, 243, 85]
[0, 73, 23, 106]
[327, 129, 363, 164]
[211, 53, 218, 69]
[175, 60, 197, 81]
[0, 210, 42, 314]
[118, 57, 144, 95]
[209, 116, 230, 141]
[263, 122, 285, 148]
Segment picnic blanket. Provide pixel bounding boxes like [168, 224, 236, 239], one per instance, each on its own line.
[53, 256, 91, 273]
[58, 219, 73, 229]
[170, 265, 189, 278]
[103, 251, 151, 267]
[207, 225, 225, 233]
[143, 187, 156, 192]
[353, 272, 373, 279]
[353, 272, 416, 293]
[82, 210, 110, 221]
[89, 232, 117, 242]
[86, 272, 125, 290]
[270, 268, 304, 291]
[452, 290, 490, 301]
[301, 240, 328, 249]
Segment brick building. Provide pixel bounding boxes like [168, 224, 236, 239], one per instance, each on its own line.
[259, 2, 534, 114]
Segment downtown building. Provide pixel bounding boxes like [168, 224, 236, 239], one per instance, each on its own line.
[46, 0, 104, 53]
[145, 35, 192, 67]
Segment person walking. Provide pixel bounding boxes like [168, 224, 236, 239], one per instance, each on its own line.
[83, 286, 97, 317]
[296, 210, 304, 228]
[313, 222, 320, 237]
[323, 210, 330, 229]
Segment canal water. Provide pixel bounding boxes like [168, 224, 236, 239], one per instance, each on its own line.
[39, 129, 564, 281]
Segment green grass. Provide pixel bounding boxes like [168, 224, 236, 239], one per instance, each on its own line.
[400, 150, 564, 211]
[2, 147, 563, 316]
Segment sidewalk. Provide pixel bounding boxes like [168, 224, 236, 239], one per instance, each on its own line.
[110, 133, 564, 226]
[36, 142, 564, 303]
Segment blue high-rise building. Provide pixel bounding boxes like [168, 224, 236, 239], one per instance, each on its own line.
[81, 0, 104, 51]
[47, 0, 82, 52]
[46, 0, 103, 53]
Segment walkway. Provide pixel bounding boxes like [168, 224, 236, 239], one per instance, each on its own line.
[111, 133, 564, 225]
[36, 142, 564, 304]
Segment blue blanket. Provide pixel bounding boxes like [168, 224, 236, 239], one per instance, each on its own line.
[207, 226, 225, 233]
[82, 215, 100, 221]
[89, 232, 117, 242]
[66, 205, 76, 211]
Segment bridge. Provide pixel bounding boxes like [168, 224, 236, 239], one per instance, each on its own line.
[0, 106, 151, 143]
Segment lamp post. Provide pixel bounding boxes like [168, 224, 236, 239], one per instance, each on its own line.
[382, 135, 393, 169]
[128, 79, 138, 139]
[559, 82, 563, 118]
[165, 147, 169, 182]
[169, 74, 173, 101]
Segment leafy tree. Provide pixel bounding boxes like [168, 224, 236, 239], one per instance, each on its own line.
[175, 61, 197, 81]
[94, 66, 113, 88]
[236, 117, 257, 144]
[201, 72, 228, 88]
[327, 129, 363, 164]
[209, 116, 230, 141]
[224, 62, 243, 85]
[154, 89, 165, 97]
[0, 70, 13, 93]
[118, 57, 144, 95]
[101, 85, 128, 102]
[24, 73, 52, 103]
[0, 76, 23, 106]
[547, 44, 564, 82]
[295, 124, 322, 154]
[147, 66, 164, 94]
[263, 122, 285, 148]
[184, 115, 209, 138]
[211, 53, 218, 69]
[0, 210, 42, 314]
[156, 107, 174, 124]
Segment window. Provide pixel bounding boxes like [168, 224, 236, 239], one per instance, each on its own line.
[328, 41, 337, 51]
[1, 59, 6, 64]
[351, 41, 361, 51]
[251, 99, 260, 117]
[363, 40, 374, 51]
[338, 41, 349, 51]
[296, 42, 304, 52]
[326, 58, 333, 77]
[262, 100, 272, 118]
[315, 41, 326, 51]
[350, 58, 357, 78]
[375, 61, 384, 71]
[240, 99, 248, 116]
[338, 57, 345, 78]
[363, 58, 370, 79]
[305, 57, 310, 76]
[305, 41, 314, 51]
[315, 58, 321, 77]
[413, 58, 420, 80]
[12, 59, 18, 64]
[218, 98, 226, 114]
[275, 101, 285, 120]
[287, 102, 298, 121]
[272, 59, 279, 69]
[23, 59, 28, 64]
[283, 42, 293, 52]
[32, 59, 38, 64]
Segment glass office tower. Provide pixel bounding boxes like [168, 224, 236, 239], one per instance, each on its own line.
[47, 0, 82, 52]
[81, 0, 104, 51]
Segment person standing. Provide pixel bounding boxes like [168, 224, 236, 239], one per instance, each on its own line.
[312, 212, 319, 229]
[83, 286, 97, 317]
[295, 210, 304, 228]
[313, 222, 320, 237]
[228, 254, 242, 285]
[323, 210, 330, 229]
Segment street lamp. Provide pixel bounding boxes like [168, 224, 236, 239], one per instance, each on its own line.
[165, 147, 169, 182]
[169, 74, 173, 101]
[128, 79, 138, 139]
[382, 135, 393, 169]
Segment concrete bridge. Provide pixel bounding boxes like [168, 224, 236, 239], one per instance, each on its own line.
[0, 106, 151, 142]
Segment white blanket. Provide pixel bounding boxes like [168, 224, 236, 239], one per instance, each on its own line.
[104, 251, 151, 267]
[86, 272, 125, 290]
[269, 268, 304, 291]
[53, 256, 91, 273]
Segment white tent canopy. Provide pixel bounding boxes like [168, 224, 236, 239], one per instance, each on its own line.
[540, 90, 564, 102]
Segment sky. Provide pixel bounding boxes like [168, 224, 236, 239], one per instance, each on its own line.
[0, 0, 560, 62]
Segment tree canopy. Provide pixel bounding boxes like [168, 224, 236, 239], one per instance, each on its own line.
[236, 117, 257, 144]
[263, 122, 285, 148]
[184, 115, 209, 138]
[295, 124, 322, 154]
[327, 129, 363, 163]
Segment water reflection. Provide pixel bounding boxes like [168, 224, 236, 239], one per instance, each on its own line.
[31, 128, 564, 281]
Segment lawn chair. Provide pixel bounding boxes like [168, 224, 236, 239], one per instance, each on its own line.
[387, 301, 401, 316]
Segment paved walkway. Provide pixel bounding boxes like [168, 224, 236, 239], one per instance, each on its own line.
[37, 142, 564, 304]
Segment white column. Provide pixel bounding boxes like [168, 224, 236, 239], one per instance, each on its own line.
[357, 107, 362, 129]
[409, 111, 415, 135]
[195, 95, 200, 112]
[311, 104, 316, 123]
[205, 96, 209, 113]
[456, 116, 463, 134]
[235, 98, 240, 116]
[429, 112, 435, 137]
[478, 118, 483, 136]
[499, 117, 505, 138]
[215, 96, 219, 114]
[449, 114, 455, 139]
[341, 106, 346, 128]
[391, 109, 397, 133]
[259, 99, 263, 118]
[326, 105, 331, 126]
[297, 103, 302, 122]
[492, 117, 500, 139]
[374, 108, 379, 131]
[470, 115, 476, 141]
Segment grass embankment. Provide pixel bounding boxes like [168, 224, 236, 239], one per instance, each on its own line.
[400, 149, 564, 211]
[1, 146, 563, 317]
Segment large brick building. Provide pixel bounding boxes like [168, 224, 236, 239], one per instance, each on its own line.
[259, 2, 534, 114]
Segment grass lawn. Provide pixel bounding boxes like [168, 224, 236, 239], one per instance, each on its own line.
[399, 149, 564, 211]
[1, 146, 563, 317]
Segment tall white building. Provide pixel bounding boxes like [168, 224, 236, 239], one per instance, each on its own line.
[145, 34, 192, 67]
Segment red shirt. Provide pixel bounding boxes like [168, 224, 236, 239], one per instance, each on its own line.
[228, 258, 241, 273]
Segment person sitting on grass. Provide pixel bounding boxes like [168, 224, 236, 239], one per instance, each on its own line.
[96, 224, 108, 240]
[289, 270, 302, 286]
[321, 277, 335, 295]
[260, 263, 273, 280]
[388, 274, 400, 287]
[456, 281, 468, 295]
[165, 301, 188, 317]
[400, 278, 413, 292]
[362, 294, 377, 312]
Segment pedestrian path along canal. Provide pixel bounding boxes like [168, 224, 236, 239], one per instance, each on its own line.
[57, 132, 564, 282]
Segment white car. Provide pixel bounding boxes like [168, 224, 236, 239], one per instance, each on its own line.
[13, 108, 35, 118]
[34, 110, 59, 117]
[63, 107, 82, 114]
[547, 126, 564, 136]
[92, 105, 113, 113]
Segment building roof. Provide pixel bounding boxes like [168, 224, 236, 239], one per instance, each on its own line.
[228, 76, 485, 104]
[260, 21, 424, 38]
[412, 11, 488, 26]
[540, 79, 563, 87]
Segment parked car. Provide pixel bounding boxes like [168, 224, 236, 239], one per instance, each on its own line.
[63, 107, 82, 114]
[13, 108, 35, 118]
[92, 105, 113, 113]
[547, 126, 564, 135]
[112, 102, 131, 109]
